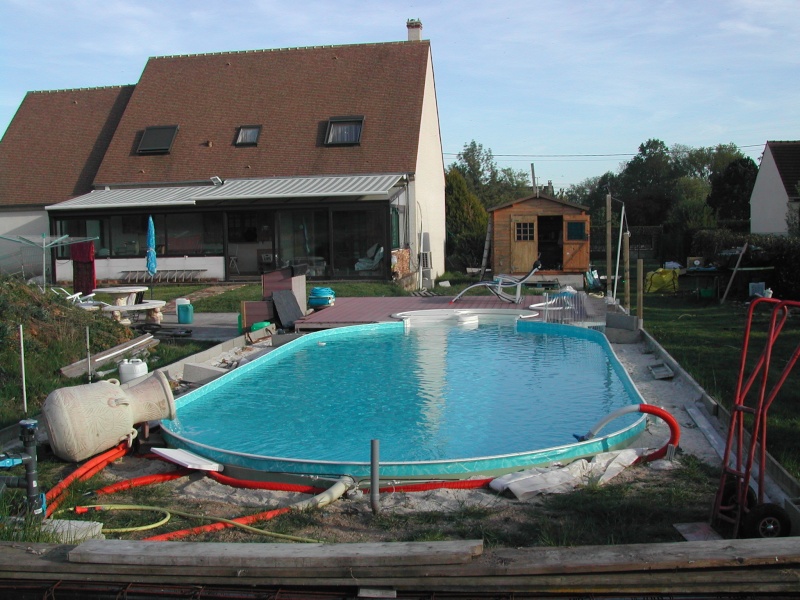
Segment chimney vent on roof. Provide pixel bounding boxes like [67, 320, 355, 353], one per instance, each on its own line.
[407, 19, 423, 41]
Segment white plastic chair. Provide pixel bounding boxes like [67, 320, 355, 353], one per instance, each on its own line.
[228, 245, 240, 275]
[450, 259, 543, 304]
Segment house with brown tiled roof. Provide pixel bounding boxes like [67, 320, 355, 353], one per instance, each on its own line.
[0, 20, 445, 286]
[750, 141, 800, 235]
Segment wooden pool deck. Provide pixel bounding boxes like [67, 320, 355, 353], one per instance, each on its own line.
[294, 293, 602, 331]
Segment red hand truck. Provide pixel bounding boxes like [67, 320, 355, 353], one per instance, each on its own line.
[711, 297, 800, 538]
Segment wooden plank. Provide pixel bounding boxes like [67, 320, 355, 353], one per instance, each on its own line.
[272, 289, 304, 328]
[68, 539, 483, 568]
[240, 300, 273, 330]
[491, 537, 800, 575]
[60, 334, 157, 378]
[3, 541, 800, 594]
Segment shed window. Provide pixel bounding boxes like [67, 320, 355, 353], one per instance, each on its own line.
[567, 221, 587, 240]
[235, 125, 261, 146]
[515, 222, 535, 241]
[137, 125, 178, 154]
[325, 116, 363, 145]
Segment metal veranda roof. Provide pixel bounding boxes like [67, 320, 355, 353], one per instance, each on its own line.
[46, 174, 406, 211]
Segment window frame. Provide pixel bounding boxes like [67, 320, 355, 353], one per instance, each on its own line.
[235, 125, 261, 146]
[137, 125, 179, 154]
[324, 116, 364, 146]
[515, 221, 536, 241]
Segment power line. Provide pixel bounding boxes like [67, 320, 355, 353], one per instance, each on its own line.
[443, 143, 765, 161]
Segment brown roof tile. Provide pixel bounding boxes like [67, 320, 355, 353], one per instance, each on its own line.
[95, 42, 431, 186]
[0, 86, 133, 208]
[767, 141, 800, 199]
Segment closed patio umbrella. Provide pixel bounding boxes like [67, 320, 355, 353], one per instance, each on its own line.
[146, 216, 157, 294]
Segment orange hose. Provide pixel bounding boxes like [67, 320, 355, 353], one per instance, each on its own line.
[45, 443, 128, 517]
[207, 470, 325, 494]
[78, 446, 129, 482]
[142, 506, 290, 541]
[92, 469, 191, 496]
[377, 478, 493, 493]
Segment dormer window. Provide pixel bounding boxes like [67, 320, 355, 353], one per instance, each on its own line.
[137, 125, 178, 154]
[235, 125, 261, 146]
[325, 116, 364, 146]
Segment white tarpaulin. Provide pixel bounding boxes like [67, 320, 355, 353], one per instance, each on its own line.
[490, 449, 644, 500]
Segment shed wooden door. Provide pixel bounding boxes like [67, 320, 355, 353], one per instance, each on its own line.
[562, 215, 590, 272]
[510, 215, 538, 273]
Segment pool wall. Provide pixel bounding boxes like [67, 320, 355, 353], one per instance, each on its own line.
[161, 317, 649, 481]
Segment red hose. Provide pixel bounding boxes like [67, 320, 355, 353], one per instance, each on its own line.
[636, 404, 681, 463]
[92, 469, 191, 496]
[142, 506, 290, 541]
[207, 470, 326, 494]
[45, 442, 128, 517]
[377, 478, 493, 493]
[78, 446, 129, 482]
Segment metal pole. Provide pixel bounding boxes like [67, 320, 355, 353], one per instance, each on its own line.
[19, 324, 27, 415]
[20, 419, 44, 518]
[720, 242, 748, 305]
[606, 194, 612, 299]
[624, 229, 631, 311]
[370, 439, 380, 514]
[637, 259, 644, 328]
[86, 326, 92, 383]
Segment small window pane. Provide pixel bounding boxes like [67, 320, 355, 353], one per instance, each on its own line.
[567, 222, 587, 241]
[138, 125, 178, 154]
[236, 126, 261, 146]
[515, 222, 535, 241]
[325, 117, 363, 145]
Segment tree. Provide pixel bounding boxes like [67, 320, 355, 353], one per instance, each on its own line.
[451, 140, 531, 208]
[564, 172, 618, 224]
[615, 139, 678, 224]
[667, 177, 716, 229]
[445, 167, 489, 269]
[707, 157, 757, 221]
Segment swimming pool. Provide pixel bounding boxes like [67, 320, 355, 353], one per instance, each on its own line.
[161, 313, 647, 480]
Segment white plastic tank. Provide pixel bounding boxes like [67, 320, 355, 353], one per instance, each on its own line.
[175, 298, 190, 306]
[119, 358, 148, 383]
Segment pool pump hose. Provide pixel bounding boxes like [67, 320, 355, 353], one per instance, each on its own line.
[574, 403, 681, 463]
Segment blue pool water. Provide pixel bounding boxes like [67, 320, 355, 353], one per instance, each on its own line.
[161, 315, 647, 479]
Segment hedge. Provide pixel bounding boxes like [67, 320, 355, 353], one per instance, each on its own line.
[692, 230, 800, 299]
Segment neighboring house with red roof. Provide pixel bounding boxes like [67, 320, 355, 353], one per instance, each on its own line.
[0, 20, 444, 285]
[750, 141, 800, 235]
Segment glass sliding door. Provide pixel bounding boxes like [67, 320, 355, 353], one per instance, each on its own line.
[276, 209, 329, 277]
[330, 207, 387, 277]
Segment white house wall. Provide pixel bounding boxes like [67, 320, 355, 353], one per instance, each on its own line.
[751, 145, 789, 235]
[0, 209, 49, 276]
[413, 48, 446, 278]
[55, 256, 225, 283]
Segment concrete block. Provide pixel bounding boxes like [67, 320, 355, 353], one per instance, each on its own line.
[606, 313, 639, 331]
[44, 519, 105, 543]
[182, 362, 229, 384]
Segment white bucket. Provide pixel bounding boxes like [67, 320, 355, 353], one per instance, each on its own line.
[175, 298, 190, 306]
[119, 358, 148, 383]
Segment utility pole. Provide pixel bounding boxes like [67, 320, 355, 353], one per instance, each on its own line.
[606, 194, 612, 299]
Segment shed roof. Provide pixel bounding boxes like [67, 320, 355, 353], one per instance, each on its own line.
[488, 193, 589, 212]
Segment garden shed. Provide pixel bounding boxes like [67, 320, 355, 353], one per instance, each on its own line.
[489, 193, 591, 275]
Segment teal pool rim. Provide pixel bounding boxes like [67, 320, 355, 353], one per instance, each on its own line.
[160, 313, 648, 481]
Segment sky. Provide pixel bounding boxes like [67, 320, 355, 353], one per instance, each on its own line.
[1, 0, 798, 190]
